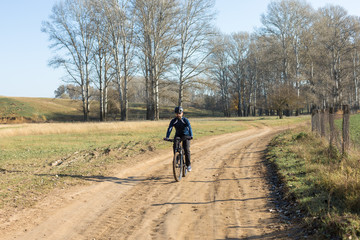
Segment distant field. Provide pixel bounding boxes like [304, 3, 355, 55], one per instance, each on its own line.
[334, 114, 360, 146]
[0, 96, 223, 122]
[350, 114, 360, 145]
[0, 97, 86, 122]
[0, 116, 309, 210]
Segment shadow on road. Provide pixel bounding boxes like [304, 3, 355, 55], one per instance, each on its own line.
[152, 197, 266, 207]
[190, 177, 263, 183]
[215, 224, 305, 240]
[34, 173, 175, 186]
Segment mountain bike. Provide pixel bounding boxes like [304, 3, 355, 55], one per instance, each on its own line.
[164, 137, 191, 182]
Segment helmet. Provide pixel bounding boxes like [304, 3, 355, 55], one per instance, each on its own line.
[174, 106, 183, 114]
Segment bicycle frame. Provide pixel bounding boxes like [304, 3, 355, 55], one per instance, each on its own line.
[173, 137, 183, 153]
[164, 137, 191, 181]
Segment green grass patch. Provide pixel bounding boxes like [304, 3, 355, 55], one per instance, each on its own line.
[334, 113, 360, 146]
[267, 129, 360, 239]
[349, 114, 360, 146]
[0, 98, 38, 119]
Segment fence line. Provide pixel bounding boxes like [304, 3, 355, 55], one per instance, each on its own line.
[311, 105, 350, 155]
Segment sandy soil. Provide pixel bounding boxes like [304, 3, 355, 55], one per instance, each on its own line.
[2, 126, 294, 240]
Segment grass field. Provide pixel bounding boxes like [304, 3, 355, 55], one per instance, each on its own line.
[0, 116, 309, 211]
[349, 114, 360, 145]
[0, 97, 86, 122]
[333, 113, 360, 148]
[0, 96, 224, 122]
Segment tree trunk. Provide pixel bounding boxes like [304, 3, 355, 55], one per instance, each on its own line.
[155, 79, 159, 120]
[278, 109, 283, 119]
[104, 83, 108, 121]
[237, 86, 242, 117]
[178, 80, 184, 107]
[99, 78, 103, 121]
[99, 50, 104, 122]
[85, 60, 90, 121]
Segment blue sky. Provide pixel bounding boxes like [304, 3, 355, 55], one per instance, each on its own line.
[0, 0, 360, 98]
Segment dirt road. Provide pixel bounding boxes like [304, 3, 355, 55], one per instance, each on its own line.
[3, 126, 292, 240]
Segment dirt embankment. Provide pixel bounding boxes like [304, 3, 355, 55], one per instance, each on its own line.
[1, 126, 301, 240]
[0, 116, 37, 124]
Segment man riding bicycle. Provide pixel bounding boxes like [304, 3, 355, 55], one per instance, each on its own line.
[164, 106, 193, 172]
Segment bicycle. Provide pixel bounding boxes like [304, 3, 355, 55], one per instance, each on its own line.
[164, 136, 191, 182]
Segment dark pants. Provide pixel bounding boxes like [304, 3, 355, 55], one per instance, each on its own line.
[173, 136, 191, 167]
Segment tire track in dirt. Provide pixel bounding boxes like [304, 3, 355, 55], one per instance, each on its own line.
[3, 126, 293, 240]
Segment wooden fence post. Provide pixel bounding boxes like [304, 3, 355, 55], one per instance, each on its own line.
[329, 107, 335, 147]
[311, 109, 316, 133]
[342, 105, 350, 155]
[320, 109, 326, 137]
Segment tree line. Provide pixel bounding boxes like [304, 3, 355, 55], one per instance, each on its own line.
[43, 0, 360, 120]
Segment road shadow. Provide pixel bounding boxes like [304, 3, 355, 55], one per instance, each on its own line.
[0, 168, 23, 173]
[204, 165, 256, 170]
[34, 173, 175, 186]
[215, 224, 307, 240]
[152, 197, 266, 207]
[2, 166, 180, 186]
[190, 177, 263, 183]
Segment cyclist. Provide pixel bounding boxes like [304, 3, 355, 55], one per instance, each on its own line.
[164, 106, 193, 172]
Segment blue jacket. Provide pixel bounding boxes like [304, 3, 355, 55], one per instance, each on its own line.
[166, 117, 193, 138]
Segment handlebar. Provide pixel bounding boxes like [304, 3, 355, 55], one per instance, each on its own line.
[163, 136, 193, 142]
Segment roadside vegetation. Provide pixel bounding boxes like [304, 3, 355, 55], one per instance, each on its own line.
[0, 116, 308, 212]
[267, 125, 360, 239]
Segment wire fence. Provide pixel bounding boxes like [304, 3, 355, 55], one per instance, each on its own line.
[311, 105, 352, 155]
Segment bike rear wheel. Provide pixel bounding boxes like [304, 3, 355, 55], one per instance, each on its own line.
[173, 152, 183, 182]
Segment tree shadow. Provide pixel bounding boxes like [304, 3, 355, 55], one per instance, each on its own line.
[215, 224, 306, 240]
[0, 168, 23, 173]
[35, 173, 175, 185]
[36, 173, 144, 185]
[152, 197, 266, 207]
[1, 166, 179, 185]
[190, 177, 263, 183]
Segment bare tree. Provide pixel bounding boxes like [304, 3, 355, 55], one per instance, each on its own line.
[209, 35, 231, 117]
[89, 0, 114, 121]
[314, 5, 357, 107]
[227, 32, 250, 116]
[42, 0, 95, 121]
[260, 0, 314, 113]
[174, 0, 215, 107]
[351, 19, 360, 109]
[268, 84, 299, 119]
[134, 0, 180, 120]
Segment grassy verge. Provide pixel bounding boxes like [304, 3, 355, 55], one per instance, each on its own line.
[0, 116, 308, 212]
[267, 128, 360, 239]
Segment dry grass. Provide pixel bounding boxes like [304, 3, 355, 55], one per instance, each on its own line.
[12, 97, 82, 113]
[0, 121, 168, 138]
[0, 116, 309, 138]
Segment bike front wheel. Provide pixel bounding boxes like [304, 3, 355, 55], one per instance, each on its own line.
[173, 152, 183, 182]
[182, 151, 187, 177]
